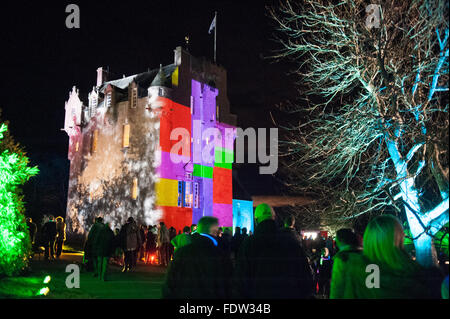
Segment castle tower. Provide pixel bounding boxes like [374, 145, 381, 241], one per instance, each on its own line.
[63, 47, 237, 237]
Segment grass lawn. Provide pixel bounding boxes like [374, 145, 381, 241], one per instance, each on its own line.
[0, 247, 167, 299]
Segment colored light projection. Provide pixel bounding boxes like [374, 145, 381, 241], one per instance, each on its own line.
[213, 123, 235, 227]
[191, 79, 217, 224]
[155, 80, 236, 230]
[232, 200, 254, 234]
[156, 97, 193, 232]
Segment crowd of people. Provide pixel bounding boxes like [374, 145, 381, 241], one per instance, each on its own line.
[162, 204, 448, 299]
[83, 217, 194, 280]
[26, 204, 449, 299]
[26, 215, 66, 261]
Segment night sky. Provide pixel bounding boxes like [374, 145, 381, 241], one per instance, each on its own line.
[0, 1, 296, 219]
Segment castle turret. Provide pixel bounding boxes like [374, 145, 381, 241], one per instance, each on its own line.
[148, 64, 172, 109]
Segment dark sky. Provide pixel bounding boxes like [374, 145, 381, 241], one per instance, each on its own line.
[0, 1, 296, 203]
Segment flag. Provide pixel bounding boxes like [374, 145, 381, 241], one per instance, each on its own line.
[208, 15, 216, 34]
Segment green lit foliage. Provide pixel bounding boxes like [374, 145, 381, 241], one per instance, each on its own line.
[0, 123, 38, 276]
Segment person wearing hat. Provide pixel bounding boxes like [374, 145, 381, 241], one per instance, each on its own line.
[234, 203, 313, 298]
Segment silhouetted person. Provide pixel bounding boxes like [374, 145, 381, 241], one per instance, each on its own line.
[157, 222, 170, 266]
[42, 215, 57, 260]
[120, 217, 141, 272]
[339, 215, 442, 298]
[138, 225, 146, 262]
[325, 235, 334, 256]
[85, 217, 104, 273]
[26, 217, 37, 245]
[281, 215, 302, 246]
[317, 247, 332, 297]
[93, 223, 114, 281]
[235, 203, 313, 298]
[168, 226, 177, 261]
[163, 216, 232, 298]
[442, 276, 449, 299]
[330, 228, 362, 299]
[232, 226, 242, 258]
[219, 228, 233, 258]
[112, 228, 124, 267]
[145, 226, 157, 264]
[55, 216, 66, 258]
[171, 226, 192, 252]
[361, 215, 442, 298]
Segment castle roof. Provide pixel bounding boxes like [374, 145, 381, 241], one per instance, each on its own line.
[150, 65, 171, 87]
[99, 64, 176, 96]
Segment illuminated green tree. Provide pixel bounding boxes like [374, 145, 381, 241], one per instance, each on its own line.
[270, 0, 448, 267]
[0, 123, 38, 276]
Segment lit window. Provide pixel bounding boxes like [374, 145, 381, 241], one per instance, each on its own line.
[75, 142, 79, 152]
[184, 182, 192, 208]
[193, 182, 199, 208]
[131, 88, 137, 108]
[132, 178, 138, 199]
[123, 124, 130, 148]
[91, 129, 98, 153]
[177, 181, 192, 208]
[106, 93, 112, 108]
[89, 95, 97, 117]
[177, 181, 184, 207]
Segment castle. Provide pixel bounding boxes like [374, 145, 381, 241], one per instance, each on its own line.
[63, 47, 247, 235]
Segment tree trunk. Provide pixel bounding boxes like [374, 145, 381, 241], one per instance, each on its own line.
[414, 234, 438, 268]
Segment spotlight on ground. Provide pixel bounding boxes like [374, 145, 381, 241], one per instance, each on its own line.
[37, 287, 50, 296]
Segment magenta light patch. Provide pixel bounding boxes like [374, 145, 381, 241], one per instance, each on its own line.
[213, 203, 233, 227]
[157, 151, 192, 180]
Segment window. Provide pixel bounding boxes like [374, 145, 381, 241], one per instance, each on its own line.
[75, 141, 79, 152]
[131, 88, 137, 108]
[106, 93, 112, 108]
[177, 181, 193, 208]
[131, 178, 138, 199]
[184, 181, 192, 208]
[177, 181, 184, 207]
[89, 96, 97, 117]
[91, 129, 98, 153]
[123, 124, 130, 148]
[216, 105, 219, 121]
[193, 182, 199, 209]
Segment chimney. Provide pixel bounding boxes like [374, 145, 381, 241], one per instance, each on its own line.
[175, 46, 192, 66]
[96, 67, 108, 87]
[174, 47, 182, 66]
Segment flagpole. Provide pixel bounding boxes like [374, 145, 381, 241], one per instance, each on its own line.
[214, 11, 217, 63]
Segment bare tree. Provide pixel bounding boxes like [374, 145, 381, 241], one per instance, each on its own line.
[270, 0, 448, 267]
